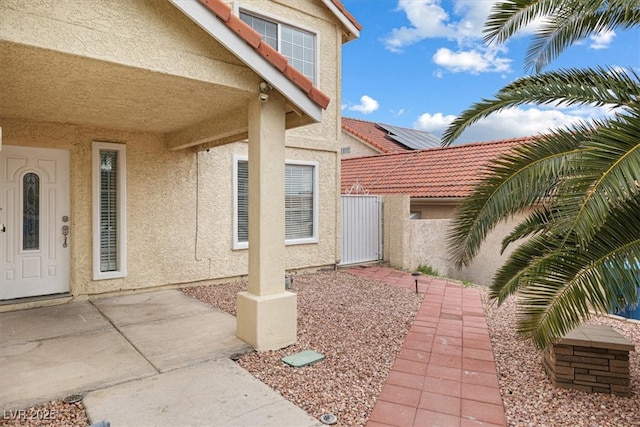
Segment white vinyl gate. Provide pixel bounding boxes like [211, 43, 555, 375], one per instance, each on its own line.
[340, 195, 382, 265]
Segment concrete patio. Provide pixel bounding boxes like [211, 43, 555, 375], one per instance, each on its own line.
[0, 290, 321, 426]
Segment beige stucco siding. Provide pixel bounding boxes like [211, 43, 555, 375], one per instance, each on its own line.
[2, 119, 203, 296]
[0, 0, 250, 87]
[1, 0, 346, 305]
[410, 202, 459, 219]
[2, 119, 339, 296]
[197, 141, 339, 275]
[383, 195, 528, 287]
[340, 132, 380, 159]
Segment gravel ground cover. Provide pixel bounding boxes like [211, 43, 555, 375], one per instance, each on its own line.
[481, 288, 640, 427]
[0, 401, 88, 427]
[184, 271, 423, 425]
[3, 271, 639, 427]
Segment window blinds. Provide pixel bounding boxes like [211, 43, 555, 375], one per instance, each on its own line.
[237, 161, 314, 242]
[100, 150, 118, 272]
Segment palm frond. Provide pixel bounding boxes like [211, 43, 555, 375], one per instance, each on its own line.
[484, 0, 640, 72]
[500, 206, 554, 251]
[526, 1, 640, 72]
[490, 229, 566, 304]
[516, 194, 640, 349]
[484, 0, 566, 46]
[441, 67, 639, 146]
[555, 108, 640, 247]
[447, 134, 581, 267]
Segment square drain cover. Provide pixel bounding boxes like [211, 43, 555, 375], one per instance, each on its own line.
[282, 350, 325, 367]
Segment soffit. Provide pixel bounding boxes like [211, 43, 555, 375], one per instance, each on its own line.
[0, 41, 253, 134]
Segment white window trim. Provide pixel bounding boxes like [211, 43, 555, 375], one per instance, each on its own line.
[232, 155, 319, 250]
[234, 3, 321, 85]
[92, 141, 127, 280]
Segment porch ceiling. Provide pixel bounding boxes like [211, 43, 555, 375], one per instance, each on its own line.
[0, 41, 252, 135]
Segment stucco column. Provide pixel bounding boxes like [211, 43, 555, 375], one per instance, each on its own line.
[236, 91, 297, 351]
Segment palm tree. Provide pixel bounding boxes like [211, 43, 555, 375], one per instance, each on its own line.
[442, 0, 640, 349]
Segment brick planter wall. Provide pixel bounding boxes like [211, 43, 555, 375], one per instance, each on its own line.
[543, 324, 635, 397]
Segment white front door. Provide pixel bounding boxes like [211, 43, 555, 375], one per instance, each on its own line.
[0, 146, 70, 300]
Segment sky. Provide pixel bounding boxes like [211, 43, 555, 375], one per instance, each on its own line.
[339, 0, 640, 144]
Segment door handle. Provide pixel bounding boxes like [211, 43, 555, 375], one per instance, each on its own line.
[62, 225, 69, 248]
[0, 224, 5, 232]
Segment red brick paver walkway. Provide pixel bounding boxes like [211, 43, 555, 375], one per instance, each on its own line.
[344, 266, 506, 427]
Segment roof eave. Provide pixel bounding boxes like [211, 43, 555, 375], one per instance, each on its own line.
[410, 197, 465, 203]
[321, 0, 361, 42]
[169, 0, 323, 122]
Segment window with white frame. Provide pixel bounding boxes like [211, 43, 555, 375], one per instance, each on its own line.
[92, 142, 127, 280]
[233, 157, 318, 249]
[239, 10, 317, 84]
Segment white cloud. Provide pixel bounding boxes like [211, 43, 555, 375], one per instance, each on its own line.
[414, 112, 457, 133]
[451, 0, 494, 44]
[414, 106, 614, 144]
[383, 0, 512, 75]
[383, 0, 496, 52]
[348, 95, 380, 114]
[590, 30, 616, 50]
[433, 47, 511, 74]
[382, 0, 453, 53]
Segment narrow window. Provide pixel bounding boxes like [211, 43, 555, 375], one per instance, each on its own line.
[233, 157, 318, 249]
[99, 151, 118, 272]
[22, 173, 40, 250]
[240, 11, 317, 84]
[236, 160, 249, 243]
[92, 142, 127, 279]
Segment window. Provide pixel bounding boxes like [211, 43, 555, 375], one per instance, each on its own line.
[240, 10, 317, 84]
[22, 172, 40, 250]
[233, 156, 318, 249]
[92, 142, 127, 280]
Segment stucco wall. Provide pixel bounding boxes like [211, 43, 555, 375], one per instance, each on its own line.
[383, 195, 410, 269]
[196, 141, 339, 276]
[411, 202, 458, 220]
[1, 119, 338, 297]
[449, 215, 525, 286]
[0, 0, 253, 88]
[340, 131, 380, 159]
[1, 0, 346, 301]
[383, 194, 527, 287]
[408, 219, 453, 277]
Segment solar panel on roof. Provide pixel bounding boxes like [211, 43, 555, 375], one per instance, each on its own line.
[377, 123, 441, 150]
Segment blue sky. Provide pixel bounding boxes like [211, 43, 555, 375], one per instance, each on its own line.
[340, 0, 640, 144]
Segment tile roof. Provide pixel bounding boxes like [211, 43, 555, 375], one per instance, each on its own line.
[329, 0, 363, 31]
[377, 123, 441, 150]
[199, 0, 333, 109]
[341, 136, 532, 198]
[342, 117, 413, 154]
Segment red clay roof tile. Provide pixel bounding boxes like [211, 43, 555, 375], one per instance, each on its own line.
[341, 137, 532, 198]
[330, 0, 363, 31]
[198, 0, 332, 110]
[342, 117, 413, 154]
[225, 13, 262, 48]
[201, 0, 231, 21]
[256, 41, 288, 72]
